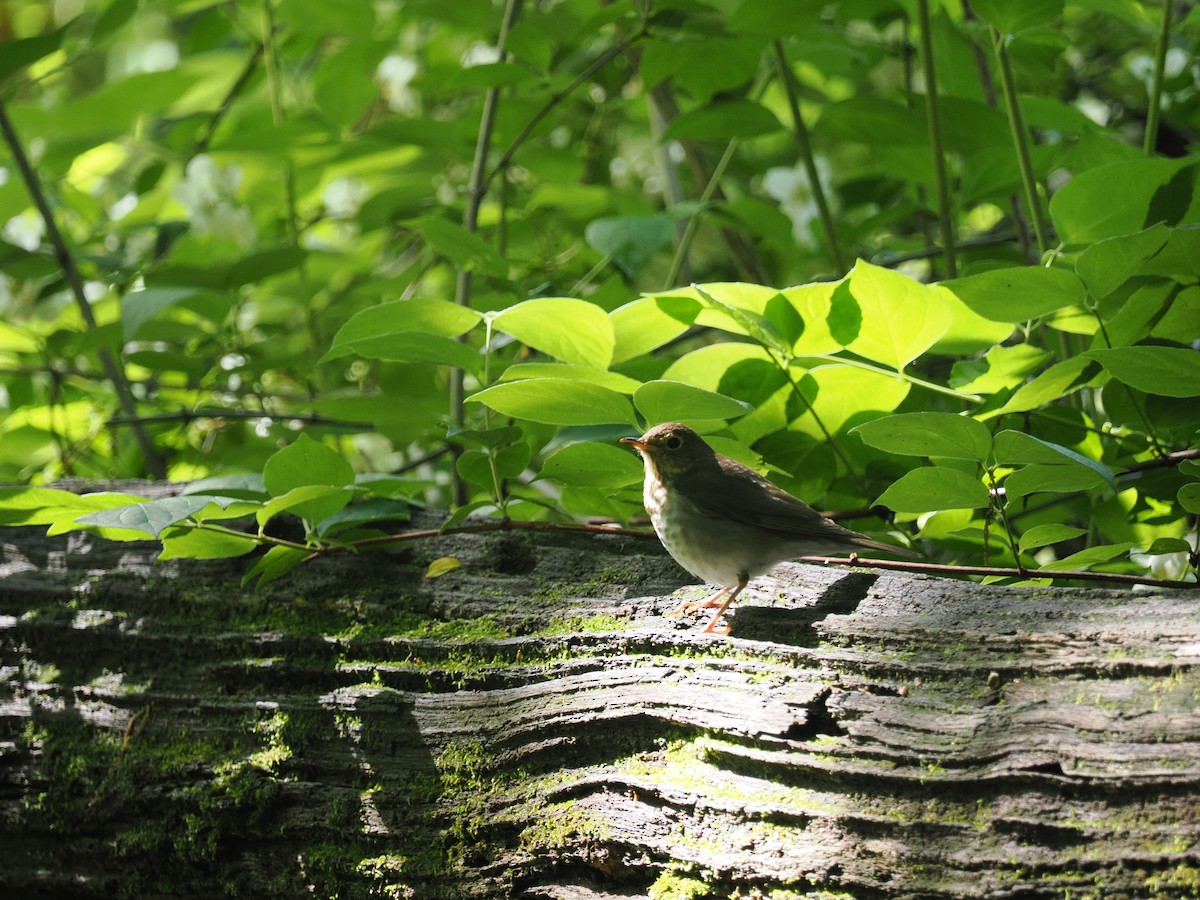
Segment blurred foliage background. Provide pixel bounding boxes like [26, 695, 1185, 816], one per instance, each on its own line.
[0, 0, 1198, 585]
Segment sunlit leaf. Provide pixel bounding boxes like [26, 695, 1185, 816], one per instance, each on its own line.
[851, 412, 993, 462]
[633, 380, 752, 424]
[492, 298, 615, 369]
[940, 267, 1085, 323]
[1018, 524, 1088, 553]
[609, 294, 702, 363]
[844, 260, 950, 368]
[468, 379, 637, 426]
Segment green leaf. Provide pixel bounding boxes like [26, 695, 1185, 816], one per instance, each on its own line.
[1084, 346, 1200, 397]
[584, 216, 676, 276]
[540, 441, 643, 488]
[467, 379, 637, 426]
[256, 484, 352, 530]
[609, 294, 702, 363]
[949, 343, 1051, 394]
[662, 99, 783, 140]
[790, 364, 911, 436]
[971, 0, 1062, 34]
[994, 430, 1117, 489]
[1144, 537, 1193, 554]
[0, 22, 72, 81]
[851, 412, 993, 462]
[940, 267, 1085, 323]
[844, 260, 950, 368]
[322, 331, 482, 371]
[121, 287, 206, 340]
[159, 526, 260, 560]
[1179, 483, 1200, 515]
[75, 496, 216, 538]
[424, 556, 462, 579]
[314, 499, 411, 537]
[499, 362, 641, 393]
[633, 380, 752, 424]
[263, 433, 356, 496]
[874, 467, 991, 513]
[262, 434, 356, 525]
[322, 299, 482, 362]
[1018, 524, 1088, 553]
[243, 546, 309, 589]
[405, 216, 508, 276]
[1036, 542, 1135, 572]
[492, 298, 615, 369]
[983, 356, 1098, 418]
[1075, 224, 1171, 300]
[1003, 464, 1109, 500]
[1049, 159, 1199, 245]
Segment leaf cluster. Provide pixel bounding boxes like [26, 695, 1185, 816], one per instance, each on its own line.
[0, 0, 1197, 587]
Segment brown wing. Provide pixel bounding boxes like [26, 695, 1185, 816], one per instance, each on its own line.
[676, 453, 917, 555]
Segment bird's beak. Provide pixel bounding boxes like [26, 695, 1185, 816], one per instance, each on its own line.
[620, 436, 647, 451]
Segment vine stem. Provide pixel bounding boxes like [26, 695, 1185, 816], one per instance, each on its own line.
[1143, 0, 1174, 155]
[0, 99, 166, 479]
[771, 39, 846, 274]
[915, 0, 958, 278]
[288, 518, 1197, 591]
[663, 139, 738, 289]
[451, 0, 523, 505]
[991, 25, 1050, 254]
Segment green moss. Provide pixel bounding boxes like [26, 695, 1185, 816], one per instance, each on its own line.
[648, 867, 713, 899]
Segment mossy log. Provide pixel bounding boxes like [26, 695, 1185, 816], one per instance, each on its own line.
[2, 501, 1200, 899]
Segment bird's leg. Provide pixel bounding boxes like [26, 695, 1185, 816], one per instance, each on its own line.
[701, 574, 748, 635]
[667, 585, 730, 617]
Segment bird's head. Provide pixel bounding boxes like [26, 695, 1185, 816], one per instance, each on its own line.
[621, 422, 715, 482]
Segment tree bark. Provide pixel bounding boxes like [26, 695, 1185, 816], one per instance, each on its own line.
[2, 498, 1199, 898]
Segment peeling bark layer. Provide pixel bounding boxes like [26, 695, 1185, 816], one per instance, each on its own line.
[2, 508, 1199, 899]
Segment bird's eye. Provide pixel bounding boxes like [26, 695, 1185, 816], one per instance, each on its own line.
[665, 435, 683, 450]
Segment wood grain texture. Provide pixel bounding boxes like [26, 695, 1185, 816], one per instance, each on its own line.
[2, 502, 1199, 899]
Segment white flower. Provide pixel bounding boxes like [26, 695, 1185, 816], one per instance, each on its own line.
[323, 177, 369, 219]
[3, 209, 44, 251]
[172, 155, 256, 248]
[376, 54, 419, 113]
[1131, 532, 1198, 582]
[461, 42, 500, 68]
[762, 159, 835, 248]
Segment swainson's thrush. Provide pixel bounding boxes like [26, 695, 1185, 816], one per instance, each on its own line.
[622, 422, 917, 634]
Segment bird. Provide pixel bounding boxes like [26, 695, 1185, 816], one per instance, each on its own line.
[621, 422, 918, 634]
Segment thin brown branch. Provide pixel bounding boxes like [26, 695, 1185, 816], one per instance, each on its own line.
[0, 98, 166, 478]
[803, 554, 1198, 591]
[194, 42, 265, 155]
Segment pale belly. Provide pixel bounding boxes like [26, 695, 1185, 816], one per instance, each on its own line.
[647, 478, 788, 588]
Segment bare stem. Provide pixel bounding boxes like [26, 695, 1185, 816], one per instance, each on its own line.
[1143, 0, 1174, 155]
[0, 99, 166, 478]
[991, 26, 1050, 254]
[772, 39, 846, 274]
[915, 0, 958, 277]
[451, 0, 523, 505]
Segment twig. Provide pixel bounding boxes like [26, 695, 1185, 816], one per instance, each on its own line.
[802, 554, 1198, 590]
[1143, 0, 1174, 155]
[451, 0, 523, 505]
[0, 99, 166, 478]
[991, 25, 1050, 254]
[483, 32, 645, 187]
[772, 39, 846, 274]
[106, 409, 376, 430]
[915, 0, 958, 277]
[194, 43, 265, 155]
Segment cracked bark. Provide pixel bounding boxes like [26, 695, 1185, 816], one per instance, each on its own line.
[2, 495, 1199, 898]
